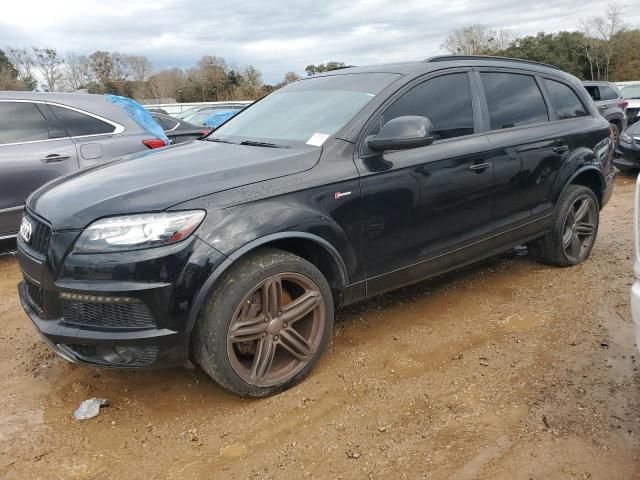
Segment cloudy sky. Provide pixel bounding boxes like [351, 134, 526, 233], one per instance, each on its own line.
[1, 0, 639, 83]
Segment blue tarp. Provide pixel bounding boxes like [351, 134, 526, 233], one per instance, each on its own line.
[203, 109, 239, 129]
[105, 95, 169, 145]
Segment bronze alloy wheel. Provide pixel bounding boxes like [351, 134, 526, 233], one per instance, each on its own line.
[562, 194, 597, 263]
[227, 272, 326, 387]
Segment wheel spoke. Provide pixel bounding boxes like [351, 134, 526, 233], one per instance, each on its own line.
[576, 222, 595, 236]
[570, 233, 582, 258]
[250, 337, 276, 382]
[574, 199, 592, 223]
[562, 227, 573, 248]
[280, 328, 313, 360]
[229, 305, 267, 343]
[281, 290, 321, 325]
[261, 276, 283, 318]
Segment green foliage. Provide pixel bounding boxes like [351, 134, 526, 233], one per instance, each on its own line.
[497, 31, 590, 79]
[305, 61, 346, 76]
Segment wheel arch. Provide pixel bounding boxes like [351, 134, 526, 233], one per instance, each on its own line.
[562, 167, 605, 208]
[186, 232, 348, 332]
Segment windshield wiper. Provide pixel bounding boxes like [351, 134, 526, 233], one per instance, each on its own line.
[239, 140, 288, 148]
[207, 137, 237, 145]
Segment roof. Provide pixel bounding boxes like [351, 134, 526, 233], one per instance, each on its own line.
[313, 55, 572, 80]
[582, 80, 618, 86]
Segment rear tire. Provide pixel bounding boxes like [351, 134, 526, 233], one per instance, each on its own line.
[193, 248, 334, 397]
[529, 185, 599, 267]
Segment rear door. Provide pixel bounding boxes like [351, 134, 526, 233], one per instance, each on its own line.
[44, 103, 126, 168]
[0, 101, 78, 236]
[477, 70, 561, 236]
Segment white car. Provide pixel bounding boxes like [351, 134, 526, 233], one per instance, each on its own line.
[632, 173, 640, 350]
[617, 82, 640, 125]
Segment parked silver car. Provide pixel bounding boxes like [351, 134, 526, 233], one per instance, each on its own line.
[0, 92, 168, 239]
[583, 81, 628, 141]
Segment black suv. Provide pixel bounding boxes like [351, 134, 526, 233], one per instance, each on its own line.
[17, 56, 615, 397]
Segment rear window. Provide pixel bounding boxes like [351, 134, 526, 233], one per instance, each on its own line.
[0, 102, 49, 145]
[543, 79, 588, 120]
[599, 86, 619, 101]
[481, 73, 549, 130]
[50, 105, 115, 137]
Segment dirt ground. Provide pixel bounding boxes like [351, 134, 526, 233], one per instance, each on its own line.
[1, 174, 640, 480]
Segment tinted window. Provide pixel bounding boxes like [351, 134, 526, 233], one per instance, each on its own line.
[50, 105, 115, 137]
[599, 86, 619, 101]
[153, 115, 178, 130]
[584, 85, 600, 101]
[481, 73, 549, 130]
[378, 73, 475, 141]
[0, 102, 49, 145]
[543, 79, 588, 120]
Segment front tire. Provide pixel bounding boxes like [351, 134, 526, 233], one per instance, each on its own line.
[530, 185, 599, 267]
[193, 248, 334, 397]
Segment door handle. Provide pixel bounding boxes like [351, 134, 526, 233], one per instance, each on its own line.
[41, 154, 71, 163]
[553, 145, 569, 154]
[468, 162, 492, 172]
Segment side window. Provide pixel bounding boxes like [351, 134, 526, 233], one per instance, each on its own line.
[480, 72, 549, 130]
[0, 102, 50, 145]
[374, 73, 475, 141]
[543, 79, 588, 120]
[584, 86, 600, 101]
[49, 105, 116, 137]
[599, 86, 619, 101]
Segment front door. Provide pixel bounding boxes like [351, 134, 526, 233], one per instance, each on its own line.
[354, 71, 494, 295]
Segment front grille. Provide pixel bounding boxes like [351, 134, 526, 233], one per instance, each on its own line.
[25, 280, 43, 312]
[61, 300, 156, 329]
[19, 214, 51, 258]
[64, 344, 160, 367]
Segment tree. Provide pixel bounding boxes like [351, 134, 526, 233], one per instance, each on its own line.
[305, 61, 346, 76]
[498, 31, 590, 79]
[5, 47, 36, 90]
[63, 53, 93, 91]
[32, 47, 63, 91]
[611, 29, 640, 80]
[89, 50, 113, 84]
[580, 3, 625, 80]
[0, 48, 22, 90]
[282, 71, 300, 84]
[127, 55, 152, 82]
[442, 25, 516, 55]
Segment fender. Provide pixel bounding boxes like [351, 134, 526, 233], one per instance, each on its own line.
[550, 142, 606, 206]
[554, 165, 605, 206]
[186, 231, 348, 331]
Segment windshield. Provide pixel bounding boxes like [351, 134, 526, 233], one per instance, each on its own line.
[621, 86, 640, 99]
[210, 73, 400, 146]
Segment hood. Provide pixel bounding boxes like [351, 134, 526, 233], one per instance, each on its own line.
[28, 140, 320, 230]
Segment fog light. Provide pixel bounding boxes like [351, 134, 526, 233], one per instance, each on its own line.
[97, 345, 135, 365]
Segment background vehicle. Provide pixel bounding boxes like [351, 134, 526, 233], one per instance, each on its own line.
[182, 105, 245, 126]
[17, 56, 615, 397]
[175, 102, 249, 120]
[150, 112, 210, 144]
[615, 121, 640, 170]
[0, 92, 168, 239]
[583, 81, 628, 141]
[618, 83, 640, 126]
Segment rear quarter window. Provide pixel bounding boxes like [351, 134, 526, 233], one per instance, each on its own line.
[599, 86, 619, 101]
[543, 79, 588, 120]
[49, 105, 116, 137]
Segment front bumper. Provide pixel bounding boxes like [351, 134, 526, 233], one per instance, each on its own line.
[17, 214, 225, 368]
[614, 140, 640, 170]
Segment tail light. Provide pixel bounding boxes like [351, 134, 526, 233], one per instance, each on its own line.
[142, 139, 167, 149]
[199, 129, 212, 136]
[621, 100, 629, 110]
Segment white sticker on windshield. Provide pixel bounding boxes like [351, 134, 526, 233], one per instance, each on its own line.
[306, 133, 330, 147]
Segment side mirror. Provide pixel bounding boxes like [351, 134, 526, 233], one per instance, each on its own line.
[367, 116, 435, 152]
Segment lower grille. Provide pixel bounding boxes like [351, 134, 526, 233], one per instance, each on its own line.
[64, 344, 160, 367]
[61, 300, 155, 329]
[25, 280, 44, 312]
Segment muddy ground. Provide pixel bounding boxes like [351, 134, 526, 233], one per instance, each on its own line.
[1, 175, 640, 480]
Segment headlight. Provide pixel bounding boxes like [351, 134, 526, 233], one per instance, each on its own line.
[620, 131, 632, 144]
[75, 211, 206, 253]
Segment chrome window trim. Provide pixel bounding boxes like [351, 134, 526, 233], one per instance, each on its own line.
[0, 205, 24, 214]
[0, 99, 125, 147]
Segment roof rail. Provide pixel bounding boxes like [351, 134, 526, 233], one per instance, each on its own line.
[424, 55, 560, 71]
